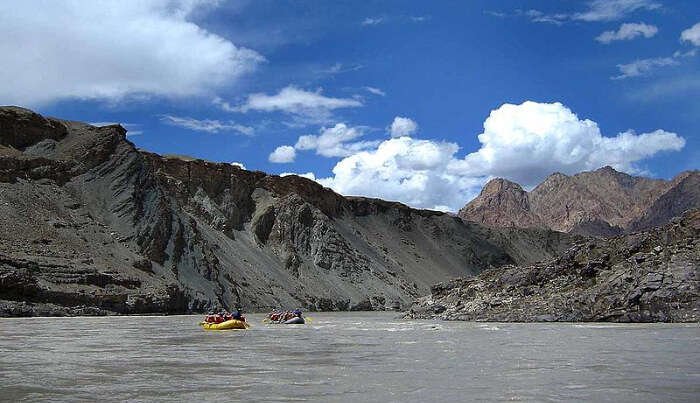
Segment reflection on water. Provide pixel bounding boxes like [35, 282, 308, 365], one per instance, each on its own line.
[0, 313, 698, 402]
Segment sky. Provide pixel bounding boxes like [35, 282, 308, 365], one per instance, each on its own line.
[1, 0, 698, 212]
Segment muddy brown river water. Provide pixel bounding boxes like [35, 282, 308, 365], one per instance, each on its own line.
[1, 312, 698, 402]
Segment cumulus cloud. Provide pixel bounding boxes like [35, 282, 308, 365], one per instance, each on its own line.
[160, 115, 254, 135]
[231, 85, 362, 126]
[269, 146, 296, 163]
[388, 117, 419, 137]
[295, 123, 380, 157]
[318, 137, 480, 211]
[0, 1, 264, 106]
[451, 101, 685, 186]
[681, 22, 700, 46]
[596, 22, 658, 43]
[612, 57, 678, 79]
[230, 162, 246, 169]
[318, 102, 685, 212]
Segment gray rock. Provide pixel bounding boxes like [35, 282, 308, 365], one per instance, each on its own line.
[405, 210, 700, 323]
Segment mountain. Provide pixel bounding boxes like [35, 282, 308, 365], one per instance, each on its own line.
[406, 209, 700, 322]
[0, 107, 574, 316]
[459, 166, 699, 237]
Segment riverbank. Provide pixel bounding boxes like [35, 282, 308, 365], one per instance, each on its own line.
[406, 210, 700, 323]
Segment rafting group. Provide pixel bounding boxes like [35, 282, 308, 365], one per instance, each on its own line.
[198, 309, 249, 330]
[198, 308, 307, 330]
[265, 309, 306, 324]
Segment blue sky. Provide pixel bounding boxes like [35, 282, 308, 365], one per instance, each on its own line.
[1, 0, 698, 211]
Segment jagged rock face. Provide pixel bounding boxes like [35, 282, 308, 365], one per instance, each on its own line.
[459, 166, 699, 237]
[458, 178, 542, 228]
[406, 210, 700, 323]
[0, 107, 573, 316]
[629, 172, 700, 232]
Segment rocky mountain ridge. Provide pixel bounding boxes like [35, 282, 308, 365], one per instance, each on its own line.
[459, 166, 699, 237]
[406, 209, 700, 322]
[0, 106, 573, 316]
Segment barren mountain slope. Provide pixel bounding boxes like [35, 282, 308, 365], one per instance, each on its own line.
[459, 166, 699, 237]
[456, 178, 542, 228]
[0, 107, 573, 316]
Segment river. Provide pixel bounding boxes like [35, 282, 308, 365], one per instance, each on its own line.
[1, 312, 698, 402]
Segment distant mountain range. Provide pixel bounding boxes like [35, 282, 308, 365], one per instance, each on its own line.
[459, 166, 699, 237]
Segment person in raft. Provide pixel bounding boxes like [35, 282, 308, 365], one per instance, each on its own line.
[204, 309, 246, 323]
[232, 310, 246, 322]
[268, 309, 285, 322]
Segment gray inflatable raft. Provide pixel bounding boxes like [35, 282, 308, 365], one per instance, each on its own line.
[283, 317, 305, 324]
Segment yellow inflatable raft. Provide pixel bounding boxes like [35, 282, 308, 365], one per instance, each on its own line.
[198, 319, 250, 330]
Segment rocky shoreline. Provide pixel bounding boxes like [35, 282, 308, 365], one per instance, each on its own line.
[405, 210, 700, 323]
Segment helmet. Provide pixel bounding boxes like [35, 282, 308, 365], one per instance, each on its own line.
[293, 309, 302, 316]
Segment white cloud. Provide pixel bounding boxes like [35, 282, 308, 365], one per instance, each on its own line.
[523, 9, 568, 25]
[596, 22, 658, 43]
[317, 102, 685, 212]
[280, 172, 317, 181]
[612, 57, 678, 79]
[362, 17, 384, 26]
[230, 162, 246, 169]
[484, 11, 507, 18]
[319, 137, 480, 212]
[681, 22, 700, 46]
[364, 87, 386, 96]
[212, 96, 238, 112]
[574, 0, 660, 22]
[449, 101, 685, 186]
[231, 85, 363, 126]
[320, 63, 364, 74]
[627, 75, 700, 101]
[161, 115, 254, 135]
[295, 123, 379, 157]
[269, 146, 296, 163]
[673, 49, 698, 58]
[0, 1, 264, 106]
[520, 1, 660, 25]
[388, 117, 419, 138]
